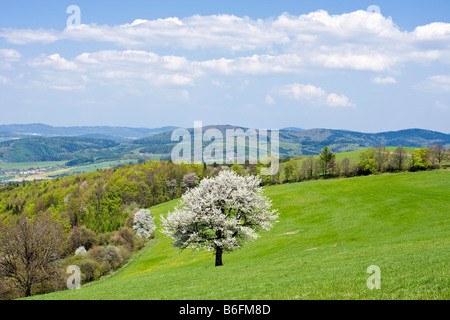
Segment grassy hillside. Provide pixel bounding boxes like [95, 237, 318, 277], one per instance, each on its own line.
[28, 170, 450, 300]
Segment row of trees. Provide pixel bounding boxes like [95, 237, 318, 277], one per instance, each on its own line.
[279, 144, 449, 184]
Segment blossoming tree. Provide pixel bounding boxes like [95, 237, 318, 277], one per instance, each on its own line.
[133, 209, 156, 238]
[161, 170, 279, 266]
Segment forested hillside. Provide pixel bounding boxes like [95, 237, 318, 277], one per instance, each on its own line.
[0, 161, 206, 232]
[0, 137, 119, 162]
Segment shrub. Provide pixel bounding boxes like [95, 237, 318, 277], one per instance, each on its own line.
[117, 245, 132, 262]
[103, 245, 123, 270]
[66, 226, 97, 255]
[78, 258, 102, 283]
[96, 232, 112, 246]
[86, 246, 105, 263]
[134, 236, 146, 251]
[109, 227, 135, 249]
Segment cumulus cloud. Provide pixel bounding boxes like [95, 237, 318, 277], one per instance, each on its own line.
[280, 83, 326, 100]
[24, 50, 305, 89]
[279, 83, 354, 108]
[6, 10, 450, 92]
[413, 22, 450, 40]
[326, 93, 355, 107]
[29, 54, 78, 71]
[25, 50, 200, 89]
[1, 10, 449, 72]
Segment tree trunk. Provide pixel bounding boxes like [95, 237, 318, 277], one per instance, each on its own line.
[215, 247, 223, 266]
[25, 285, 31, 297]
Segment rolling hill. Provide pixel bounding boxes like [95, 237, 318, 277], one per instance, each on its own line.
[0, 136, 119, 162]
[1, 124, 449, 162]
[27, 170, 450, 300]
[0, 124, 178, 140]
[133, 126, 450, 158]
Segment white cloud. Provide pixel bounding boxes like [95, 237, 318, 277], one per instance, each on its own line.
[0, 49, 22, 69]
[281, 83, 326, 100]
[326, 93, 355, 107]
[373, 76, 397, 84]
[2, 10, 449, 72]
[413, 22, 450, 40]
[0, 28, 59, 44]
[29, 53, 78, 71]
[0, 49, 22, 61]
[279, 83, 355, 108]
[428, 75, 450, 91]
[24, 50, 305, 89]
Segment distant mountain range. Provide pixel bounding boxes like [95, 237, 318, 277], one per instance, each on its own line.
[132, 125, 450, 157]
[0, 124, 449, 162]
[0, 123, 178, 141]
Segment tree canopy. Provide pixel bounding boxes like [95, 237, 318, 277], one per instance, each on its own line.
[161, 170, 279, 266]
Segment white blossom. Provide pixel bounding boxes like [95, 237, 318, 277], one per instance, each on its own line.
[161, 170, 279, 261]
[133, 209, 156, 238]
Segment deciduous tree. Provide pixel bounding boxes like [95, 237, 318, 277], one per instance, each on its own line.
[0, 215, 63, 297]
[161, 170, 279, 266]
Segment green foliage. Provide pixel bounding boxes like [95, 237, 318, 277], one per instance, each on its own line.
[357, 148, 377, 175]
[0, 161, 205, 233]
[411, 147, 431, 170]
[283, 158, 298, 182]
[0, 137, 118, 162]
[319, 146, 336, 177]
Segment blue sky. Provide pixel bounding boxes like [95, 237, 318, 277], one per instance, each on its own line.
[0, 0, 449, 133]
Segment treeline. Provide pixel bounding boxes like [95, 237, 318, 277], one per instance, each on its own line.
[274, 144, 449, 184]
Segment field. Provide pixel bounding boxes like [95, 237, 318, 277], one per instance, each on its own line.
[0, 161, 66, 171]
[64, 159, 139, 175]
[27, 170, 450, 300]
[0, 159, 140, 183]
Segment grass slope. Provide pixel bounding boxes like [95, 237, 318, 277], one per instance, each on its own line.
[29, 171, 450, 300]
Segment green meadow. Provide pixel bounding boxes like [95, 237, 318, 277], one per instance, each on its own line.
[27, 170, 449, 300]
